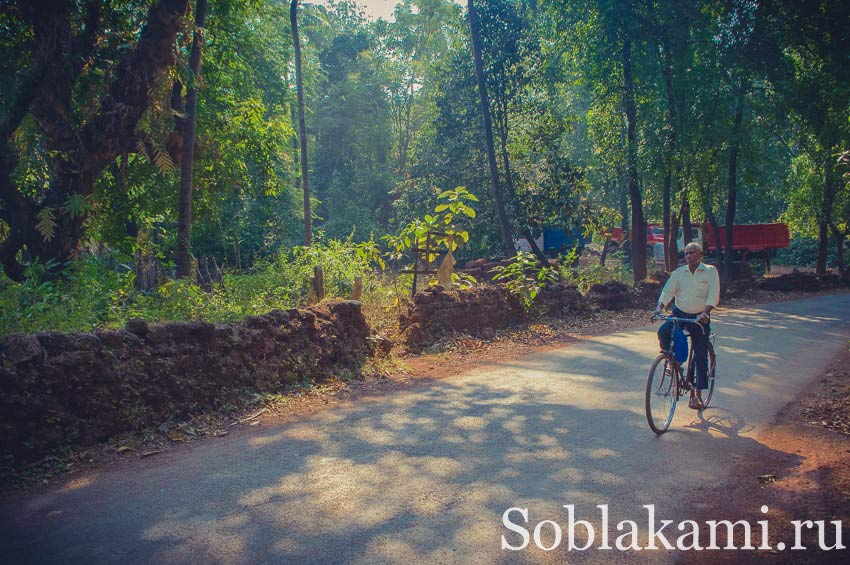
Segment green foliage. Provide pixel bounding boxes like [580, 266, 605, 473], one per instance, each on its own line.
[0, 238, 383, 335]
[451, 271, 479, 290]
[4, 0, 850, 326]
[559, 253, 632, 293]
[383, 186, 478, 262]
[774, 237, 843, 269]
[490, 251, 558, 312]
[0, 259, 133, 335]
[35, 208, 57, 242]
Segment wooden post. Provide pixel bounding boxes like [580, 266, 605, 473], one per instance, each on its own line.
[411, 242, 419, 298]
[425, 231, 432, 273]
[352, 276, 363, 300]
[313, 265, 325, 301]
[307, 275, 317, 305]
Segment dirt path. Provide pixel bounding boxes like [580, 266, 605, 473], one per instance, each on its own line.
[687, 348, 850, 563]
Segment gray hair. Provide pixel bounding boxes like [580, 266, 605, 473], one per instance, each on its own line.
[684, 242, 702, 254]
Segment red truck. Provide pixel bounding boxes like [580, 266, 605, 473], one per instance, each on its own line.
[701, 223, 790, 265]
[606, 223, 790, 267]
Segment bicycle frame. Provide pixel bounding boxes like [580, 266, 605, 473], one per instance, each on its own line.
[653, 314, 716, 400]
[653, 315, 707, 383]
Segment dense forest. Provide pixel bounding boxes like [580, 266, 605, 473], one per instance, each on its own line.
[1, 0, 848, 334]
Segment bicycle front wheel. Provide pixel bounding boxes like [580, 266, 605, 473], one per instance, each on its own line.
[645, 354, 678, 434]
[700, 341, 716, 408]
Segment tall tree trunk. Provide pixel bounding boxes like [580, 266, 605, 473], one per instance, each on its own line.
[816, 162, 837, 274]
[291, 0, 312, 246]
[622, 39, 646, 283]
[467, 0, 514, 257]
[724, 81, 746, 284]
[662, 181, 672, 270]
[668, 199, 681, 270]
[699, 182, 723, 261]
[829, 222, 845, 275]
[619, 125, 629, 235]
[175, 0, 207, 279]
[667, 192, 687, 270]
[682, 196, 692, 245]
[660, 30, 678, 273]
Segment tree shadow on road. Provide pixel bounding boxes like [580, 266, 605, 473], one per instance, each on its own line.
[0, 377, 809, 564]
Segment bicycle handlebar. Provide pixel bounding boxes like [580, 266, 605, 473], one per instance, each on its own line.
[651, 314, 708, 334]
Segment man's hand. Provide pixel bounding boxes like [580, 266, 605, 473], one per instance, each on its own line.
[651, 308, 662, 321]
[696, 312, 710, 325]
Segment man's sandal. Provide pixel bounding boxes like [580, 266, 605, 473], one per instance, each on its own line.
[688, 394, 704, 410]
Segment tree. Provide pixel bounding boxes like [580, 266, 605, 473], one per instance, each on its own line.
[475, 0, 548, 265]
[175, 0, 208, 278]
[309, 9, 395, 239]
[769, 0, 850, 274]
[291, 0, 312, 246]
[467, 0, 515, 257]
[622, 36, 647, 282]
[0, 0, 190, 281]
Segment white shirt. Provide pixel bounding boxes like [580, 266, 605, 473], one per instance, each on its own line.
[658, 263, 720, 314]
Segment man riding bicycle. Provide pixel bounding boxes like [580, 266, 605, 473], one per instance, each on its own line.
[652, 242, 720, 410]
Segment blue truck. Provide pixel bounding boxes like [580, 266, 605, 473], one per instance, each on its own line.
[515, 227, 586, 257]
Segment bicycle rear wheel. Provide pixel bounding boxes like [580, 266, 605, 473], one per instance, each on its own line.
[645, 354, 678, 434]
[700, 341, 716, 408]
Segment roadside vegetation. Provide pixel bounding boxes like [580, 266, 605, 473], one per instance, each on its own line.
[2, 0, 849, 338]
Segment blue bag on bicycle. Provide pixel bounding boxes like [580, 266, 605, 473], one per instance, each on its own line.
[673, 327, 688, 363]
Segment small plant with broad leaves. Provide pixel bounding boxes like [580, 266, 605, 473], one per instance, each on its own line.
[384, 186, 478, 261]
[432, 186, 477, 252]
[382, 186, 479, 294]
[490, 252, 558, 312]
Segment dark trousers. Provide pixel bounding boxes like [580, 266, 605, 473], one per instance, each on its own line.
[657, 307, 711, 390]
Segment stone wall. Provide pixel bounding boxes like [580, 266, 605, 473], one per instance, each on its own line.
[0, 300, 370, 462]
[398, 284, 587, 349]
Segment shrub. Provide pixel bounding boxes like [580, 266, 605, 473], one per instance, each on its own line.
[559, 247, 632, 293]
[491, 252, 558, 312]
[0, 258, 134, 335]
[774, 237, 843, 268]
[0, 237, 385, 335]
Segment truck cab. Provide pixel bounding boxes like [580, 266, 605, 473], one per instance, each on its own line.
[650, 226, 703, 263]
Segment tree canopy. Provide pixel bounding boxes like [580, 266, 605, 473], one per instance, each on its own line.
[2, 0, 849, 283]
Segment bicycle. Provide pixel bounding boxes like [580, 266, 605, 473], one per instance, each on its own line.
[645, 314, 717, 434]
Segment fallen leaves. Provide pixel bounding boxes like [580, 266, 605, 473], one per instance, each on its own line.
[800, 361, 850, 436]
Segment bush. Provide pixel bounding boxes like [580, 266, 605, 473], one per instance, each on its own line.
[559, 248, 632, 293]
[0, 259, 134, 335]
[0, 237, 385, 336]
[774, 237, 845, 269]
[490, 252, 558, 312]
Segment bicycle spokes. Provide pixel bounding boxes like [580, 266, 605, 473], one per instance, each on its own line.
[646, 355, 678, 434]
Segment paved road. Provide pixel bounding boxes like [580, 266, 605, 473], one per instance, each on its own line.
[2, 295, 849, 563]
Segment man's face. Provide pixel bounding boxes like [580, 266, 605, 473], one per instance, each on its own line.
[684, 247, 702, 267]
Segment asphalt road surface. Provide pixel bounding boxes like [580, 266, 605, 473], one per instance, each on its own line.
[2, 294, 849, 563]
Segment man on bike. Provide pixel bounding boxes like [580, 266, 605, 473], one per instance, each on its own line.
[652, 242, 720, 409]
